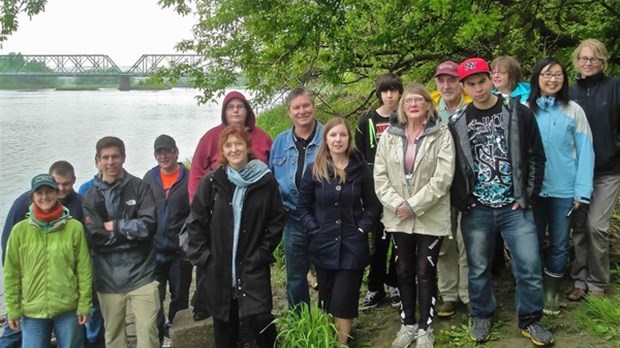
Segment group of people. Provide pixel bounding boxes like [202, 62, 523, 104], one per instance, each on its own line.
[1, 37, 618, 348]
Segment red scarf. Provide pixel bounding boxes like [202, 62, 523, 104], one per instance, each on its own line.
[32, 202, 64, 223]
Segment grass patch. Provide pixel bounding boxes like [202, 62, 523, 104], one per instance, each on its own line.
[574, 296, 620, 344]
[272, 303, 343, 347]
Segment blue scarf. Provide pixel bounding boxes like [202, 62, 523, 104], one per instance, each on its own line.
[226, 159, 271, 286]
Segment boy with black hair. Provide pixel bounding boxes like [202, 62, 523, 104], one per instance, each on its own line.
[355, 73, 402, 310]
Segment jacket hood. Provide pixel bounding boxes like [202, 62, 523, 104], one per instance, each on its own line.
[221, 91, 256, 130]
[28, 205, 70, 232]
[388, 115, 441, 138]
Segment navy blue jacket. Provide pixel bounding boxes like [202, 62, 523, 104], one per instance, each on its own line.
[1, 190, 83, 264]
[298, 152, 380, 270]
[143, 164, 190, 258]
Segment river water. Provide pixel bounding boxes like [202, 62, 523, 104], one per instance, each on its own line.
[0, 87, 248, 305]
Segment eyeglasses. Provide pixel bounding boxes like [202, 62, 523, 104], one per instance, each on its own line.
[540, 72, 564, 80]
[578, 56, 602, 64]
[225, 104, 246, 111]
[491, 70, 508, 76]
[404, 97, 427, 105]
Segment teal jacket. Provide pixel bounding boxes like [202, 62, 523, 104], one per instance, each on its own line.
[4, 206, 92, 320]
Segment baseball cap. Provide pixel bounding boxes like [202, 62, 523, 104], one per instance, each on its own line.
[458, 58, 491, 81]
[154, 134, 177, 151]
[31, 174, 58, 191]
[434, 61, 459, 77]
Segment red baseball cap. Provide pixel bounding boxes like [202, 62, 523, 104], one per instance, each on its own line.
[458, 58, 490, 81]
[434, 61, 459, 77]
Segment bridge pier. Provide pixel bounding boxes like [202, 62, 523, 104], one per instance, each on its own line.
[118, 74, 131, 91]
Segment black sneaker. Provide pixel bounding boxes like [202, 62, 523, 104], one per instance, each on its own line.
[388, 286, 402, 308]
[470, 317, 491, 343]
[521, 321, 554, 346]
[360, 290, 386, 310]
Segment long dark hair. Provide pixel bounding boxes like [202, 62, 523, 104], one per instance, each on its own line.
[528, 57, 569, 115]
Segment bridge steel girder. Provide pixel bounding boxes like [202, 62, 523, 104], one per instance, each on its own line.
[0, 54, 123, 76]
[126, 54, 204, 76]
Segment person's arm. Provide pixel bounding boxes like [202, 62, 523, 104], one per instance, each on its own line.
[113, 181, 157, 241]
[356, 164, 381, 232]
[253, 177, 285, 265]
[186, 175, 214, 267]
[1, 192, 29, 265]
[373, 131, 407, 212]
[571, 104, 595, 204]
[189, 135, 210, 203]
[4, 225, 23, 323]
[522, 107, 546, 206]
[355, 114, 370, 162]
[406, 129, 456, 216]
[297, 165, 320, 233]
[74, 221, 93, 321]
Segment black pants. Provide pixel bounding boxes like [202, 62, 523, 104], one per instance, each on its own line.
[212, 299, 276, 348]
[367, 219, 398, 292]
[155, 255, 193, 336]
[393, 233, 442, 329]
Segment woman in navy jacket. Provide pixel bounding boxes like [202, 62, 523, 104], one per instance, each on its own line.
[298, 116, 380, 346]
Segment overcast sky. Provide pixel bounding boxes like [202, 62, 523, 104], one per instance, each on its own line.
[0, 0, 196, 66]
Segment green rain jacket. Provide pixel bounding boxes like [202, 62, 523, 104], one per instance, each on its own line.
[4, 205, 92, 320]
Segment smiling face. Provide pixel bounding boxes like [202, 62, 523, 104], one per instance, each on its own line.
[577, 46, 603, 77]
[98, 146, 125, 182]
[326, 123, 350, 156]
[155, 148, 179, 173]
[51, 173, 74, 200]
[32, 186, 59, 213]
[287, 94, 316, 129]
[222, 134, 249, 170]
[539, 63, 565, 96]
[224, 98, 248, 127]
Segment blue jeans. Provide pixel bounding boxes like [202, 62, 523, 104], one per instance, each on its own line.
[21, 310, 84, 348]
[155, 255, 193, 336]
[533, 197, 573, 275]
[283, 217, 310, 308]
[0, 315, 21, 348]
[85, 297, 105, 346]
[461, 205, 544, 328]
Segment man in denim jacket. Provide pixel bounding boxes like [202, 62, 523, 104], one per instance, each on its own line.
[269, 87, 324, 308]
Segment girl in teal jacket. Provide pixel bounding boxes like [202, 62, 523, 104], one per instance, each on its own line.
[4, 174, 92, 348]
[527, 57, 594, 315]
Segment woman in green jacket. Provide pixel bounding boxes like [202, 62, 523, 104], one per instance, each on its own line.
[4, 174, 92, 348]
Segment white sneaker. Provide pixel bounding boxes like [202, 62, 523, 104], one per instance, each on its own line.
[161, 336, 172, 348]
[415, 328, 434, 348]
[392, 324, 419, 348]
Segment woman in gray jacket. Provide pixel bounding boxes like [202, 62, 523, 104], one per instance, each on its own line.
[374, 83, 455, 348]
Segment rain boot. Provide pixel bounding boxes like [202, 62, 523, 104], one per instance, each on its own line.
[543, 271, 562, 315]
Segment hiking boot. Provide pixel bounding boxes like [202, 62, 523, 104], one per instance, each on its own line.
[521, 321, 554, 346]
[470, 317, 491, 343]
[415, 328, 434, 348]
[437, 300, 457, 317]
[392, 324, 419, 348]
[567, 288, 586, 301]
[360, 290, 386, 310]
[388, 286, 402, 308]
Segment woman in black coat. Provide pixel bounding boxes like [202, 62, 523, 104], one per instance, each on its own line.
[186, 126, 285, 348]
[298, 116, 380, 346]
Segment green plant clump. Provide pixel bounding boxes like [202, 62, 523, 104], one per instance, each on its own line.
[272, 303, 343, 348]
[574, 296, 620, 343]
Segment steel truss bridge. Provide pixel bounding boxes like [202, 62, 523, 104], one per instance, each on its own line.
[0, 54, 203, 76]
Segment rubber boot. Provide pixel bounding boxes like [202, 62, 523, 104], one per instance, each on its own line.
[543, 271, 562, 315]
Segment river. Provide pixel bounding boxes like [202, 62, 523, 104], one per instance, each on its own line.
[0, 87, 250, 306]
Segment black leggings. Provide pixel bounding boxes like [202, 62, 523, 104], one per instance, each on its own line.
[392, 232, 442, 329]
[212, 299, 276, 348]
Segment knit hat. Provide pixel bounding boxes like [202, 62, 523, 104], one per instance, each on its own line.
[31, 174, 57, 191]
[458, 58, 490, 81]
[435, 61, 459, 77]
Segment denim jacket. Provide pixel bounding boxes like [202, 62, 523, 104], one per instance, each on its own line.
[269, 122, 324, 220]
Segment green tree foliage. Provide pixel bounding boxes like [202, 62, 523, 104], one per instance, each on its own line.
[158, 0, 619, 113]
[0, 0, 47, 43]
[0, 52, 57, 88]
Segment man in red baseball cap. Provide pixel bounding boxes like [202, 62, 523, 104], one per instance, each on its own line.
[449, 58, 552, 346]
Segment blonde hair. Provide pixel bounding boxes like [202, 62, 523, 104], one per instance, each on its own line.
[396, 83, 437, 125]
[312, 117, 356, 184]
[572, 38, 609, 71]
